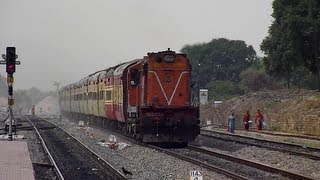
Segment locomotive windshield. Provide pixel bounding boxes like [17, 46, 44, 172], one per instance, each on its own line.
[130, 69, 140, 87]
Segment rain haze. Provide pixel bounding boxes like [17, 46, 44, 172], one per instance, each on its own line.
[0, 0, 273, 91]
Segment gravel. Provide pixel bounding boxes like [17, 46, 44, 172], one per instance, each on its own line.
[200, 135, 320, 179]
[43, 116, 229, 180]
[172, 148, 285, 179]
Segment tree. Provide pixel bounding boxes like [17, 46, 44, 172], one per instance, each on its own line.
[207, 80, 244, 100]
[240, 66, 277, 92]
[181, 38, 257, 87]
[14, 87, 55, 112]
[261, 0, 320, 90]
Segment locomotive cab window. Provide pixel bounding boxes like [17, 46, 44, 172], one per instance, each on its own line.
[130, 69, 140, 87]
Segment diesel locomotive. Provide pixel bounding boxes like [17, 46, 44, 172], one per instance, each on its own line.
[59, 49, 200, 144]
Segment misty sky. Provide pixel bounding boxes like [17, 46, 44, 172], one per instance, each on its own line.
[0, 0, 273, 91]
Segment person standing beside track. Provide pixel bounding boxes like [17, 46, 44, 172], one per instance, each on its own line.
[31, 105, 35, 116]
[228, 112, 236, 133]
[255, 109, 264, 131]
[243, 110, 250, 131]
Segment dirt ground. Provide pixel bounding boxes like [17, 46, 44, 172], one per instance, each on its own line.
[200, 89, 320, 136]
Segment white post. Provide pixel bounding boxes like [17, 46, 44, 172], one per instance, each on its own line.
[8, 105, 13, 141]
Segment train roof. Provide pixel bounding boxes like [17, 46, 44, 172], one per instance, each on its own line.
[88, 72, 99, 82]
[106, 68, 114, 76]
[65, 84, 73, 90]
[63, 56, 145, 87]
[113, 59, 142, 76]
[79, 76, 89, 85]
[98, 71, 107, 79]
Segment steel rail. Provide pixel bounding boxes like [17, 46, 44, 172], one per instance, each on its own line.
[188, 145, 315, 180]
[201, 130, 320, 160]
[201, 126, 320, 141]
[251, 130, 320, 141]
[148, 145, 248, 180]
[24, 115, 65, 180]
[69, 120, 246, 180]
[202, 129, 320, 151]
[39, 117, 127, 180]
[201, 125, 320, 141]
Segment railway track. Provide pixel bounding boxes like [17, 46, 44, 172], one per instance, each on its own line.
[202, 126, 320, 141]
[250, 130, 320, 141]
[187, 145, 315, 180]
[148, 144, 248, 180]
[201, 129, 320, 161]
[15, 117, 58, 179]
[41, 115, 317, 179]
[56, 117, 246, 179]
[149, 144, 316, 179]
[24, 115, 126, 180]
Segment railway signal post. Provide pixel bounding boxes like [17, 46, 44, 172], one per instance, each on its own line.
[1, 47, 21, 141]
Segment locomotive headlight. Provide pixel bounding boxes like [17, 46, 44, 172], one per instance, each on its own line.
[163, 55, 175, 62]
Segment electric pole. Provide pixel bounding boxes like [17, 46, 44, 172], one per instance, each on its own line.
[53, 81, 61, 121]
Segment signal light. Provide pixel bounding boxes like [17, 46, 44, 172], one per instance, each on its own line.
[6, 47, 16, 74]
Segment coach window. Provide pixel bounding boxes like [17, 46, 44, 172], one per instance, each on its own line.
[106, 90, 111, 100]
[100, 91, 104, 100]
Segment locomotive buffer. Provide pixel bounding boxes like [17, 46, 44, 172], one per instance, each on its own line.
[1, 47, 21, 141]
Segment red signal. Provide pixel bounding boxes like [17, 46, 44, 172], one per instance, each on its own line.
[6, 47, 16, 74]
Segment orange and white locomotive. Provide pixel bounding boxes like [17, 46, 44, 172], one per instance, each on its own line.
[59, 49, 200, 144]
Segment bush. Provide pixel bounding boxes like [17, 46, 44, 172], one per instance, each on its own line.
[207, 80, 244, 100]
[240, 67, 278, 92]
[291, 66, 318, 90]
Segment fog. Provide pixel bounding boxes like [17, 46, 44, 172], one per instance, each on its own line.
[0, 0, 273, 91]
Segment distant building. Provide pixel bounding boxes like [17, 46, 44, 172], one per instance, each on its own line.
[213, 100, 222, 107]
[199, 89, 208, 105]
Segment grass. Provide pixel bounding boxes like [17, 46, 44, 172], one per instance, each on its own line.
[270, 125, 281, 131]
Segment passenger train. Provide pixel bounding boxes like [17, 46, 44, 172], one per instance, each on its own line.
[59, 49, 200, 144]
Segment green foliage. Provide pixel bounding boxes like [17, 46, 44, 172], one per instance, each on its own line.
[207, 80, 244, 100]
[240, 66, 278, 92]
[182, 38, 257, 87]
[291, 66, 318, 89]
[239, 58, 280, 92]
[261, 0, 320, 89]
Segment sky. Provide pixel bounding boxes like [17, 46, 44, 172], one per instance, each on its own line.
[0, 0, 273, 91]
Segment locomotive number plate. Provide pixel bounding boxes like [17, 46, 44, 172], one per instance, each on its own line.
[145, 112, 163, 117]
